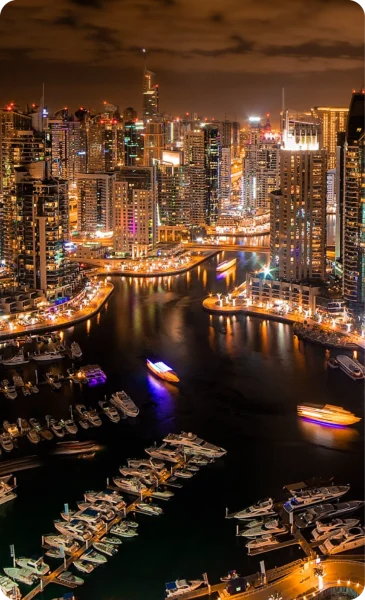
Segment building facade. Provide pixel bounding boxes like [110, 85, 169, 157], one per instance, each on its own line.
[76, 173, 116, 233]
[311, 106, 349, 169]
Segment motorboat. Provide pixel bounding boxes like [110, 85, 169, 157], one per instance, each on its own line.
[84, 489, 126, 510]
[0, 477, 17, 506]
[163, 432, 227, 458]
[72, 510, 106, 531]
[93, 542, 118, 557]
[12, 375, 24, 388]
[29, 418, 53, 441]
[147, 359, 180, 383]
[87, 409, 102, 427]
[295, 501, 365, 529]
[120, 465, 158, 478]
[71, 341, 82, 359]
[145, 443, 182, 463]
[1, 381, 17, 400]
[1, 352, 29, 367]
[74, 561, 94, 574]
[46, 416, 65, 438]
[0, 575, 21, 599]
[27, 428, 41, 444]
[151, 488, 174, 500]
[54, 520, 93, 542]
[112, 477, 148, 495]
[110, 391, 139, 417]
[233, 498, 276, 520]
[57, 571, 84, 587]
[188, 456, 209, 466]
[16, 557, 49, 576]
[98, 400, 120, 423]
[78, 419, 90, 430]
[297, 405, 361, 426]
[59, 418, 78, 435]
[31, 350, 64, 362]
[165, 579, 203, 597]
[3, 568, 36, 586]
[45, 373, 62, 390]
[44, 535, 80, 554]
[283, 485, 350, 513]
[75, 404, 89, 420]
[110, 524, 138, 538]
[3, 422, 19, 437]
[135, 502, 163, 516]
[23, 384, 31, 396]
[327, 357, 339, 369]
[17, 419, 30, 434]
[67, 368, 88, 385]
[80, 549, 107, 565]
[174, 469, 194, 479]
[311, 519, 360, 542]
[0, 433, 14, 452]
[336, 355, 364, 380]
[239, 519, 287, 538]
[127, 457, 165, 470]
[220, 570, 240, 582]
[45, 547, 64, 559]
[216, 258, 237, 272]
[246, 535, 280, 551]
[77, 502, 116, 521]
[101, 536, 123, 545]
[319, 527, 365, 555]
[186, 464, 199, 473]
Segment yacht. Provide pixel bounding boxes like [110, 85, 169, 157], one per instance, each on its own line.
[163, 432, 227, 458]
[233, 498, 276, 520]
[337, 355, 364, 380]
[87, 409, 102, 427]
[80, 549, 107, 565]
[297, 404, 361, 426]
[220, 571, 240, 583]
[145, 443, 182, 463]
[120, 465, 157, 478]
[73, 510, 106, 531]
[71, 342, 82, 359]
[283, 485, 350, 513]
[1, 352, 29, 367]
[151, 488, 174, 500]
[0, 433, 14, 453]
[110, 391, 139, 417]
[319, 527, 365, 555]
[77, 502, 115, 521]
[147, 359, 180, 383]
[174, 469, 194, 479]
[45, 416, 65, 438]
[98, 400, 120, 423]
[113, 477, 148, 495]
[3, 422, 19, 437]
[59, 418, 78, 435]
[216, 258, 237, 273]
[54, 520, 93, 542]
[16, 557, 49, 576]
[327, 357, 339, 369]
[0, 575, 21, 599]
[45, 373, 62, 391]
[127, 457, 165, 470]
[67, 368, 88, 385]
[57, 571, 84, 587]
[188, 456, 209, 466]
[27, 428, 41, 444]
[44, 535, 80, 554]
[12, 375, 24, 388]
[29, 418, 53, 441]
[75, 404, 89, 420]
[1, 381, 17, 400]
[84, 489, 126, 510]
[165, 579, 203, 597]
[135, 502, 163, 516]
[79, 419, 90, 430]
[74, 561, 94, 574]
[110, 524, 138, 538]
[31, 350, 64, 362]
[311, 519, 360, 542]
[246, 535, 280, 552]
[93, 542, 118, 557]
[4, 568, 36, 586]
[239, 519, 287, 538]
[0, 477, 17, 506]
[295, 501, 365, 529]
[45, 547, 64, 559]
[101, 536, 123, 545]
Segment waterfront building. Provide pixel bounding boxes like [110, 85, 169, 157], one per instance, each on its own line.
[76, 173, 116, 234]
[311, 106, 349, 169]
[113, 166, 157, 257]
[246, 273, 321, 312]
[183, 129, 206, 227]
[143, 69, 159, 121]
[156, 151, 190, 227]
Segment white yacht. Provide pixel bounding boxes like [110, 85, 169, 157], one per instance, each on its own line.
[174, 469, 194, 479]
[27, 428, 41, 444]
[101, 536, 123, 546]
[74, 561, 94, 574]
[283, 486, 349, 513]
[120, 465, 156, 478]
[0, 575, 21, 599]
[16, 557, 50, 576]
[145, 443, 182, 463]
[4, 568, 36, 586]
[57, 571, 84, 587]
[98, 400, 120, 423]
[31, 350, 64, 362]
[54, 519, 93, 542]
[311, 519, 359, 542]
[93, 542, 118, 557]
[135, 502, 163, 516]
[46, 416, 65, 439]
[110, 524, 138, 538]
[110, 391, 139, 417]
[71, 342, 82, 359]
[151, 489, 174, 500]
[127, 457, 165, 470]
[113, 477, 148, 495]
[0, 433, 14, 453]
[239, 519, 287, 538]
[233, 498, 276, 520]
[44, 535, 80, 554]
[165, 579, 203, 597]
[84, 489, 126, 510]
[0, 477, 17, 506]
[295, 501, 365, 529]
[87, 409, 102, 427]
[59, 418, 78, 435]
[319, 527, 365, 555]
[246, 535, 280, 552]
[77, 501, 115, 521]
[1, 352, 29, 367]
[337, 355, 364, 380]
[163, 432, 227, 458]
[1, 381, 17, 400]
[80, 549, 107, 565]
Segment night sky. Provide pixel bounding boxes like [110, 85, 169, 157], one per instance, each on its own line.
[0, 0, 363, 121]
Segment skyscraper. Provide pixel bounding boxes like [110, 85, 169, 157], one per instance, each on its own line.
[156, 151, 189, 227]
[311, 106, 349, 169]
[76, 173, 116, 233]
[183, 130, 206, 227]
[143, 121, 164, 166]
[124, 120, 144, 167]
[219, 146, 231, 211]
[143, 69, 159, 121]
[203, 124, 220, 226]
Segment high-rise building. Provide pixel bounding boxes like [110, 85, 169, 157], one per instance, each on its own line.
[76, 173, 116, 233]
[124, 120, 144, 167]
[123, 107, 137, 122]
[143, 121, 164, 166]
[326, 168, 336, 213]
[143, 69, 159, 121]
[311, 106, 349, 169]
[156, 151, 189, 227]
[47, 116, 87, 181]
[86, 114, 124, 173]
[219, 147, 231, 211]
[183, 130, 206, 227]
[220, 120, 240, 158]
[203, 124, 220, 226]
[113, 166, 157, 257]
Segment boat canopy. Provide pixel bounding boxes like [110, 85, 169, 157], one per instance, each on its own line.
[152, 361, 173, 373]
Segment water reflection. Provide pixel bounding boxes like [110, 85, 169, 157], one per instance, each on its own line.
[298, 418, 359, 450]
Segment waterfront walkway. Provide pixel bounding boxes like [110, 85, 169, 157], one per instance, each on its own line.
[91, 250, 218, 276]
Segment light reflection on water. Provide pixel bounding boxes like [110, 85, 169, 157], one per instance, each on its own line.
[298, 418, 360, 451]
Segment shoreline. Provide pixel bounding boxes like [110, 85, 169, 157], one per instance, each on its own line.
[0, 282, 114, 341]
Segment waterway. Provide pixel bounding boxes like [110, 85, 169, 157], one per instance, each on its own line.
[0, 250, 363, 600]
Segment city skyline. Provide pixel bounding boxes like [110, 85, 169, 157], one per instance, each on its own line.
[0, 0, 363, 120]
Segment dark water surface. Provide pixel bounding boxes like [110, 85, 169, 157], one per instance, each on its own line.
[0, 251, 363, 600]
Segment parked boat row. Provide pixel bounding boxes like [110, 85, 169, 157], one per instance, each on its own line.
[0, 340, 82, 368]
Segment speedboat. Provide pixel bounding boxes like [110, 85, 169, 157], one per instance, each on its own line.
[216, 258, 237, 272]
[93, 542, 118, 557]
[80, 549, 107, 564]
[54, 519, 93, 542]
[98, 400, 120, 423]
[336, 355, 364, 380]
[110, 391, 139, 417]
[127, 457, 165, 470]
[3, 422, 19, 437]
[113, 477, 148, 495]
[311, 519, 360, 542]
[31, 350, 64, 362]
[163, 432, 227, 458]
[120, 465, 157, 478]
[67, 368, 88, 385]
[151, 489, 174, 500]
[220, 570, 240, 582]
[85, 489, 126, 510]
[165, 579, 202, 597]
[101, 536, 123, 545]
[87, 409, 102, 427]
[71, 342, 82, 359]
[46, 416, 65, 438]
[295, 501, 365, 529]
[74, 561, 94, 574]
[77, 502, 116, 521]
[1, 381, 17, 400]
[16, 557, 49, 576]
[46, 373, 62, 390]
[233, 498, 276, 520]
[283, 485, 350, 513]
[0, 575, 21, 599]
[135, 502, 163, 516]
[146, 359, 180, 383]
[4, 568, 37, 586]
[1, 352, 29, 367]
[57, 571, 84, 587]
[44, 535, 80, 554]
[12, 375, 24, 388]
[0, 433, 14, 452]
[174, 469, 194, 479]
[239, 519, 287, 538]
[110, 524, 138, 538]
[319, 527, 365, 555]
[188, 456, 209, 466]
[29, 418, 53, 441]
[75, 404, 89, 420]
[59, 418, 78, 435]
[145, 443, 182, 463]
[297, 405, 361, 426]
[79, 419, 90, 430]
[246, 535, 280, 551]
[327, 357, 339, 369]
[27, 427, 41, 444]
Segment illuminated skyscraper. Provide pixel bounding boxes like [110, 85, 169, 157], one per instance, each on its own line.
[183, 130, 206, 227]
[156, 151, 189, 227]
[143, 69, 159, 121]
[124, 120, 144, 166]
[143, 121, 164, 166]
[219, 146, 231, 211]
[76, 173, 116, 233]
[86, 114, 124, 172]
[311, 106, 349, 169]
[203, 124, 220, 226]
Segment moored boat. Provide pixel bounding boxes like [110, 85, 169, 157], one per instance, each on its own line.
[163, 431, 227, 458]
[165, 579, 203, 597]
[232, 498, 276, 520]
[4, 568, 37, 586]
[74, 561, 94, 574]
[93, 542, 118, 557]
[80, 549, 107, 564]
[283, 485, 350, 513]
[16, 557, 49, 576]
[56, 571, 84, 586]
[295, 500, 365, 529]
[337, 355, 364, 380]
[319, 526, 365, 555]
[71, 342, 82, 359]
[110, 391, 139, 417]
